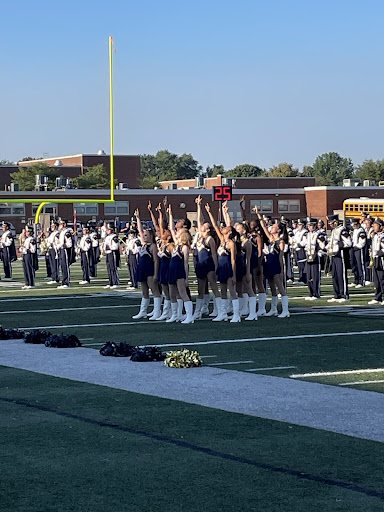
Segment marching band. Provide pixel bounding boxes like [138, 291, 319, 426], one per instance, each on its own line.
[1, 197, 383, 317]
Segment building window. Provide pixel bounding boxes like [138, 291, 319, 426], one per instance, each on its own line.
[0, 203, 26, 216]
[278, 200, 300, 213]
[74, 203, 99, 215]
[32, 203, 58, 215]
[250, 200, 273, 214]
[104, 201, 129, 215]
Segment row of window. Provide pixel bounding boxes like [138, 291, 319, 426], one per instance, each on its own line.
[250, 199, 301, 213]
[0, 202, 130, 217]
[344, 203, 384, 212]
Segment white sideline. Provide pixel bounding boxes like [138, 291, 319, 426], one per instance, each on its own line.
[291, 368, 384, 378]
[246, 366, 297, 372]
[209, 360, 254, 366]
[340, 380, 384, 386]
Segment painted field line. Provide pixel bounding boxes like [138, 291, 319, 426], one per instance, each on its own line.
[209, 360, 254, 366]
[79, 338, 94, 341]
[0, 293, 137, 303]
[340, 380, 384, 386]
[245, 366, 297, 372]
[0, 305, 140, 315]
[291, 368, 384, 379]
[160, 329, 384, 348]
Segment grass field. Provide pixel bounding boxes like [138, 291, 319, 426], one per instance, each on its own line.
[1, 258, 384, 511]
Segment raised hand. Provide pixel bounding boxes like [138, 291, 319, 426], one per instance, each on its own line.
[205, 203, 211, 213]
[253, 205, 259, 214]
[148, 201, 152, 210]
[156, 203, 162, 212]
[134, 208, 140, 217]
[195, 195, 202, 205]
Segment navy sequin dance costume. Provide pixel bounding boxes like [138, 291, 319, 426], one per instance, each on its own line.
[235, 236, 249, 281]
[195, 236, 215, 279]
[168, 245, 186, 284]
[136, 245, 154, 282]
[216, 241, 233, 283]
[158, 242, 171, 285]
[262, 240, 281, 280]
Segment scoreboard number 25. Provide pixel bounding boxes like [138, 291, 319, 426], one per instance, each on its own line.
[212, 185, 233, 202]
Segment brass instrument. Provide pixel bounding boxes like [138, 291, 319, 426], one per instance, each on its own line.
[368, 249, 374, 268]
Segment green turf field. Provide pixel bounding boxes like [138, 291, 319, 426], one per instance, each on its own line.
[1, 258, 384, 511]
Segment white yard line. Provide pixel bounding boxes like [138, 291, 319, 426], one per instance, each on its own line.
[0, 305, 140, 315]
[291, 368, 384, 378]
[246, 366, 297, 372]
[209, 360, 254, 366]
[340, 380, 384, 386]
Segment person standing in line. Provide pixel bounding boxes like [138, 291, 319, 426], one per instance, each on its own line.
[57, 220, 75, 289]
[304, 218, 326, 301]
[47, 221, 60, 285]
[1, 222, 17, 280]
[125, 228, 141, 290]
[368, 218, 384, 305]
[292, 219, 308, 285]
[78, 227, 92, 285]
[89, 227, 100, 279]
[103, 224, 120, 289]
[326, 215, 352, 303]
[349, 218, 367, 289]
[21, 226, 38, 290]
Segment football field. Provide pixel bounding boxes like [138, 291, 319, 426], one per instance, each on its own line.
[1, 259, 384, 511]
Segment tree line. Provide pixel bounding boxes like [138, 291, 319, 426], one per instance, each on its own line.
[2, 151, 384, 190]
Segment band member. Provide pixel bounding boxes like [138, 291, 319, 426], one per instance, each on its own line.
[156, 204, 172, 320]
[103, 224, 121, 289]
[363, 215, 374, 285]
[349, 218, 367, 288]
[193, 196, 221, 320]
[57, 220, 75, 289]
[292, 219, 308, 284]
[166, 204, 194, 324]
[124, 228, 140, 290]
[316, 219, 327, 270]
[132, 209, 161, 319]
[326, 215, 352, 303]
[304, 218, 326, 300]
[89, 227, 101, 278]
[0, 222, 17, 280]
[78, 227, 92, 284]
[21, 226, 38, 289]
[256, 208, 290, 318]
[368, 218, 384, 305]
[47, 221, 60, 284]
[205, 203, 240, 322]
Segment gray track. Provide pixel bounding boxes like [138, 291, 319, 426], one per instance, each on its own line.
[1, 339, 383, 443]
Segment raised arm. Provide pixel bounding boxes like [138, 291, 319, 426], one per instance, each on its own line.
[239, 195, 247, 222]
[148, 201, 160, 235]
[134, 209, 145, 245]
[167, 204, 177, 243]
[205, 203, 224, 242]
[157, 203, 165, 238]
[196, 195, 204, 232]
[222, 202, 232, 227]
[253, 205, 273, 242]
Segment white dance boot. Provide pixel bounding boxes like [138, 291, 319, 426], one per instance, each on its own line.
[230, 298, 241, 323]
[213, 298, 228, 322]
[201, 294, 210, 315]
[166, 302, 179, 323]
[132, 298, 150, 319]
[265, 296, 278, 316]
[156, 299, 171, 321]
[277, 295, 290, 318]
[149, 297, 162, 320]
[257, 293, 267, 316]
[241, 293, 249, 316]
[181, 301, 195, 324]
[177, 298, 185, 321]
[193, 298, 203, 320]
[209, 295, 218, 317]
[245, 296, 258, 321]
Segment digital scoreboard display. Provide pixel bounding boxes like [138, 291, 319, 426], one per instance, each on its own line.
[212, 185, 233, 202]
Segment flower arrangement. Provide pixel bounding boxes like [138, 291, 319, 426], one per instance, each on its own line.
[164, 349, 202, 368]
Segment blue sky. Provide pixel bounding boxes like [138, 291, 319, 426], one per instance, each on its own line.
[2, 0, 384, 171]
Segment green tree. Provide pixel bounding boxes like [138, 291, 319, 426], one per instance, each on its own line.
[354, 159, 384, 183]
[205, 164, 225, 177]
[303, 152, 354, 186]
[73, 164, 111, 189]
[10, 163, 61, 190]
[265, 162, 299, 177]
[225, 164, 264, 178]
[140, 150, 203, 188]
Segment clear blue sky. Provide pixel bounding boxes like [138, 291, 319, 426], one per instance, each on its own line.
[2, 0, 384, 171]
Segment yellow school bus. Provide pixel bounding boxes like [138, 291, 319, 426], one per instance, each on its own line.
[343, 198, 384, 218]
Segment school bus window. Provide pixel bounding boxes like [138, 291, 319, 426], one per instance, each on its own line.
[369, 205, 374, 211]
[374, 205, 379, 211]
[380, 205, 384, 212]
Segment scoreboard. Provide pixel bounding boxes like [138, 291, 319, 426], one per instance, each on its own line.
[212, 185, 233, 202]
